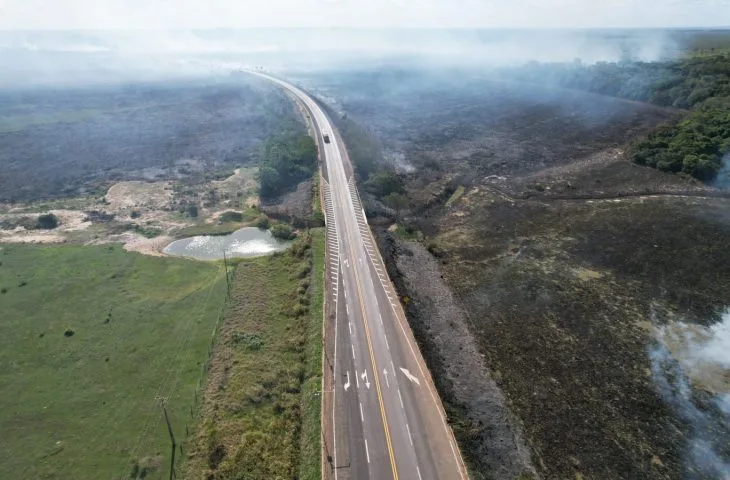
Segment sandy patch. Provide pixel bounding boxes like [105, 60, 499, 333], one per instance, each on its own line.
[0, 209, 90, 243]
[51, 210, 92, 232]
[122, 234, 173, 257]
[106, 181, 172, 212]
[212, 167, 258, 205]
[0, 230, 65, 244]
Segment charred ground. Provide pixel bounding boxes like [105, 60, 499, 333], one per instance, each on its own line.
[0, 77, 297, 203]
[309, 68, 730, 479]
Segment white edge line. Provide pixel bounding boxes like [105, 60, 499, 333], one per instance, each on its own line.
[365, 438, 370, 464]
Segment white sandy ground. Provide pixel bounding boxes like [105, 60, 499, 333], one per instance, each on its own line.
[85, 232, 174, 256]
[105, 181, 173, 212]
[0, 210, 91, 244]
[0, 176, 260, 256]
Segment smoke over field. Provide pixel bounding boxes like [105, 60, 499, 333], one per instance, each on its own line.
[0, 28, 700, 88]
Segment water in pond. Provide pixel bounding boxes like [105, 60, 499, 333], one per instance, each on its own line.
[164, 227, 291, 260]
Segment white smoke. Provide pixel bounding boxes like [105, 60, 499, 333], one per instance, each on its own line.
[651, 310, 730, 478]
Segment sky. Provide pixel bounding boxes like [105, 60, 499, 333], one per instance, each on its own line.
[0, 0, 729, 30]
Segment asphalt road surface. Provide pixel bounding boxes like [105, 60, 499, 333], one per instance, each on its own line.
[250, 71, 469, 480]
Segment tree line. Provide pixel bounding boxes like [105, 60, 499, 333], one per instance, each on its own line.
[500, 51, 730, 182]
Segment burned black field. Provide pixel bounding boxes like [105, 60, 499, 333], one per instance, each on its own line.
[0, 78, 294, 203]
[318, 70, 730, 479]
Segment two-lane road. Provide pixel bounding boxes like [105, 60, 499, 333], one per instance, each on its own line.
[250, 71, 469, 480]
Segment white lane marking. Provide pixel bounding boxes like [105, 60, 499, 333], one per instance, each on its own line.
[398, 389, 404, 409]
[383, 368, 390, 388]
[344, 371, 350, 391]
[385, 337, 390, 352]
[400, 367, 421, 386]
[361, 370, 371, 389]
[356, 370, 359, 388]
[348, 321, 352, 335]
[379, 315, 383, 326]
[365, 439, 370, 464]
[351, 345, 356, 361]
[346, 303, 350, 315]
[359, 402, 364, 422]
[406, 423, 413, 446]
[417, 466, 423, 480]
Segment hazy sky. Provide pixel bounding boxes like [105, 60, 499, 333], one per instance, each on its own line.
[0, 0, 728, 29]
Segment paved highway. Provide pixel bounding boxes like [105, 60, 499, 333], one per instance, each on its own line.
[250, 71, 469, 480]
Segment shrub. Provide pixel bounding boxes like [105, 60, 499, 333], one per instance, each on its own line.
[270, 223, 295, 240]
[219, 211, 244, 223]
[186, 204, 199, 218]
[36, 213, 59, 229]
[255, 215, 270, 230]
[231, 332, 264, 351]
[426, 241, 446, 258]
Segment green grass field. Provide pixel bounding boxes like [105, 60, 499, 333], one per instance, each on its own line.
[183, 229, 324, 479]
[0, 244, 228, 479]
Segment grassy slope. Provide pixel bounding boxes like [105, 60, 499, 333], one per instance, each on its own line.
[299, 229, 324, 480]
[183, 229, 324, 480]
[0, 244, 227, 479]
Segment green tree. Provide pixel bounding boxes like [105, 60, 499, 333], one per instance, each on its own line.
[364, 170, 404, 198]
[259, 135, 317, 199]
[382, 192, 410, 219]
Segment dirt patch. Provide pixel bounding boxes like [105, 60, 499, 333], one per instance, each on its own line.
[0, 231, 65, 244]
[0, 209, 90, 243]
[120, 234, 173, 256]
[86, 232, 173, 256]
[106, 181, 173, 212]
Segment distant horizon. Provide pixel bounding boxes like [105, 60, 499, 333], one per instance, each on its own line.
[1, 26, 730, 32]
[2, 0, 730, 31]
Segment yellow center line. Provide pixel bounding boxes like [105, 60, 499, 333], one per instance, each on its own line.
[348, 231, 399, 479]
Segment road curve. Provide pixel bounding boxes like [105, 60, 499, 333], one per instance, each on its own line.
[249, 71, 469, 480]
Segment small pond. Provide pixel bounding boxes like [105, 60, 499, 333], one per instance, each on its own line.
[164, 227, 291, 260]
